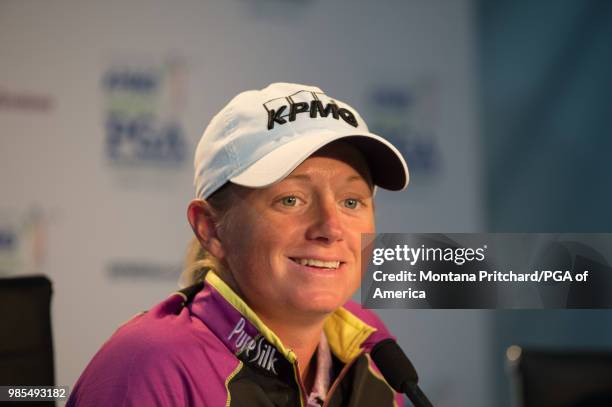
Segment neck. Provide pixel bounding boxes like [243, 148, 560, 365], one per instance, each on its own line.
[259, 313, 326, 388]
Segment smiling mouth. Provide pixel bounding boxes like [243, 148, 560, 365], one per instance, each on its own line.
[289, 258, 342, 269]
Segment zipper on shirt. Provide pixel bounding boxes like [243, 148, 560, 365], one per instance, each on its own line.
[291, 352, 307, 407]
[322, 350, 364, 407]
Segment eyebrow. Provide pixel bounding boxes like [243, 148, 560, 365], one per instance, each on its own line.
[284, 174, 373, 187]
[284, 174, 312, 181]
[284, 174, 365, 182]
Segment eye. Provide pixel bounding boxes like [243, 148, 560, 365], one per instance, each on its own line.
[343, 198, 360, 209]
[280, 196, 299, 207]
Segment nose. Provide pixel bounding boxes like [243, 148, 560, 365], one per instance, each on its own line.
[305, 195, 344, 244]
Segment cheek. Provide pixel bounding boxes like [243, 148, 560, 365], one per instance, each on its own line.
[363, 210, 376, 233]
[219, 212, 258, 271]
[221, 215, 286, 275]
[349, 218, 375, 249]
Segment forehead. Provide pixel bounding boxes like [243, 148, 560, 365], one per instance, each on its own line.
[220, 142, 373, 204]
[287, 141, 373, 185]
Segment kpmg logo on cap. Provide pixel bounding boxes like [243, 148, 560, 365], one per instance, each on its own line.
[264, 90, 358, 130]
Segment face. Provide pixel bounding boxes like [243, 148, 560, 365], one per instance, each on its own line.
[217, 142, 375, 323]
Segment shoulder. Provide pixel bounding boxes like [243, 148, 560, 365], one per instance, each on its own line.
[342, 300, 389, 330]
[342, 300, 396, 350]
[99, 293, 226, 362]
[68, 293, 239, 406]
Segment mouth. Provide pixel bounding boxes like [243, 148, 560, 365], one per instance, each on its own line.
[289, 257, 344, 270]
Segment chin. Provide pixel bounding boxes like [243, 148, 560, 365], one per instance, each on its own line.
[290, 289, 349, 315]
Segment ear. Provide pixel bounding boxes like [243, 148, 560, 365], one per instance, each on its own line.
[187, 199, 226, 260]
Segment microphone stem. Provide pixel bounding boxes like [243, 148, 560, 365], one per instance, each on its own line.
[405, 382, 434, 407]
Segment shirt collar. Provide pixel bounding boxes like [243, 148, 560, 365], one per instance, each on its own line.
[187, 271, 377, 365]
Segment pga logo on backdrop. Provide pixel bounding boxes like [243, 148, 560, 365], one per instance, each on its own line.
[101, 57, 188, 167]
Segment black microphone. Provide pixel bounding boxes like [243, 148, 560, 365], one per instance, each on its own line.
[370, 339, 433, 407]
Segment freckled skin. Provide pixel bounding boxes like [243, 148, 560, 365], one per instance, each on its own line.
[219, 142, 375, 324]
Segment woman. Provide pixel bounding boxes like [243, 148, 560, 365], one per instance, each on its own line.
[68, 82, 409, 406]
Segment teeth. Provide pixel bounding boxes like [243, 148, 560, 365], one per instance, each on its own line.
[295, 258, 340, 269]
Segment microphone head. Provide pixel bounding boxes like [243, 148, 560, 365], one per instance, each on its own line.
[370, 339, 419, 393]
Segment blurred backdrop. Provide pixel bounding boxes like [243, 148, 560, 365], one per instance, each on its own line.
[1, 0, 611, 406]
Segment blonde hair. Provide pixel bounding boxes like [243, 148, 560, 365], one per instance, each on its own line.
[178, 236, 224, 288]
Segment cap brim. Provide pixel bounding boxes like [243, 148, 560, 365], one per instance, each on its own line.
[230, 130, 409, 191]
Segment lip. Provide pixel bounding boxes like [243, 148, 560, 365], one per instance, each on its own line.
[286, 256, 347, 274]
[288, 255, 347, 263]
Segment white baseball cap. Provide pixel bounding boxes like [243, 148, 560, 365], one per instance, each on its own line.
[194, 82, 409, 199]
